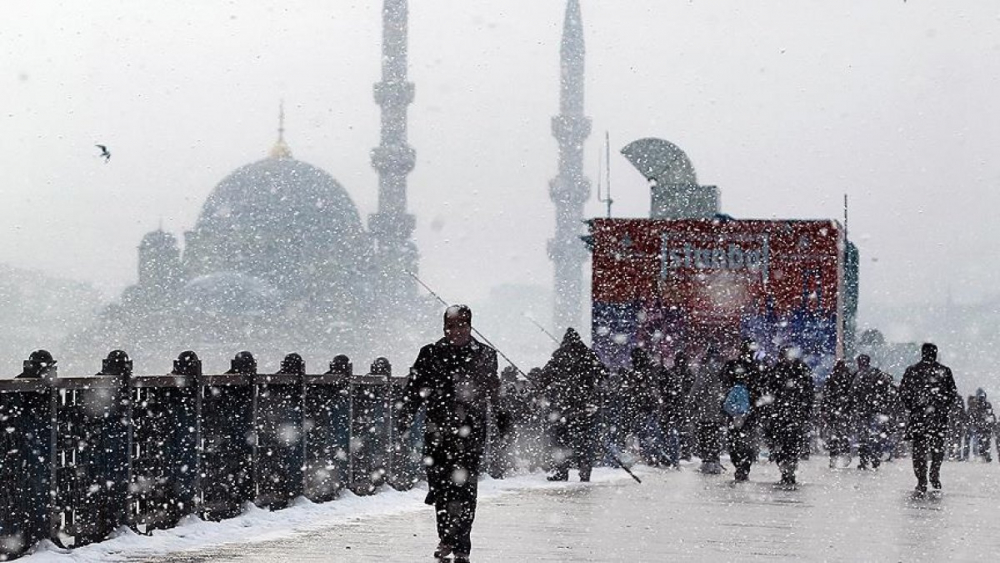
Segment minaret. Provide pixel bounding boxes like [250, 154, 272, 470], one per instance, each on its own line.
[270, 101, 292, 159]
[370, 0, 418, 309]
[549, 0, 592, 334]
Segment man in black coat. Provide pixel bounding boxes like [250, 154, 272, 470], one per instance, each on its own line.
[660, 352, 695, 467]
[899, 343, 959, 493]
[396, 305, 501, 563]
[850, 354, 895, 470]
[538, 328, 606, 481]
[720, 340, 763, 482]
[821, 359, 855, 468]
[762, 346, 814, 486]
[659, 352, 693, 467]
[968, 388, 996, 462]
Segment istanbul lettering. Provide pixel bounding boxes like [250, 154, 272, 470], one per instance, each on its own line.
[660, 237, 771, 281]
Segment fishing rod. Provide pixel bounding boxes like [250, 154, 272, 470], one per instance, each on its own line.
[405, 270, 530, 379]
[608, 451, 643, 484]
[525, 315, 560, 345]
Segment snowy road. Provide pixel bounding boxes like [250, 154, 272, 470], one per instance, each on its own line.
[36, 458, 1000, 563]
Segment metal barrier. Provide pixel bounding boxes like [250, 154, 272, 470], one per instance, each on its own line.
[349, 375, 391, 495]
[198, 374, 254, 521]
[0, 380, 52, 559]
[0, 366, 428, 560]
[388, 377, 424, 490]
[253, 374, 304, 509]
[129, 375, 197, 533]
[51, 376, 130, 548]
[303, 374, 351, 503]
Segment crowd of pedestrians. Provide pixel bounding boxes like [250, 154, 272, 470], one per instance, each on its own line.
[489, 332, 998, 496]
[11, 310, 999, 562]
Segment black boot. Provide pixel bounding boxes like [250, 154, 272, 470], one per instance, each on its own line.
[547, 469, 569, 481]
[434, 543, 453, 560]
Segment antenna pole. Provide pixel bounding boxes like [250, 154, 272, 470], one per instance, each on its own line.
[596, 131, 614, 218]
[605, 131, 613, 218]
[596, 145, 603, 206]
[844, 193, 849, 240]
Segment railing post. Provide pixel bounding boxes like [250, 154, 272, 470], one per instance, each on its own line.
[128, 373, 198, 532]
[197, 373, 254, 521]
[0, 379, 54, 559]
[252, 372, 304, 509]
[303, 372, 351, 503]
[49, 375, 130, 548]
[348, 367, 390, 496]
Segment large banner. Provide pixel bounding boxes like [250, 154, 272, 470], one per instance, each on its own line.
[590, 218, 843, 373]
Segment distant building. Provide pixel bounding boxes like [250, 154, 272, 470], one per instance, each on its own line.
[66, 0, 434, 373]
[66, 128, 431, 372]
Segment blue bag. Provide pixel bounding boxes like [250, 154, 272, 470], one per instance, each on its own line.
[723, 383, 751, 417]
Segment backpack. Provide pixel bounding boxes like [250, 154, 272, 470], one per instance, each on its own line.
[723, 383, 751, 418]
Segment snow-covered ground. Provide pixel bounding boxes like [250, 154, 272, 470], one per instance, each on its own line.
[25, 458, 1000, 562]
[23, 469, 633, 562]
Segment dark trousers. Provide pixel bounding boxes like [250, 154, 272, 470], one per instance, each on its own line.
[728, 421, 757, 479]
[772, 425, 805, 479]
[551, 417, 595, 480]
[857, 416, 885, 468]
[827, 416, 852, 458]
[696, 419, 722, 464]
[426, 461, 479, 555]
[975, 426, 994, 461]
[911, 432, 945, 487]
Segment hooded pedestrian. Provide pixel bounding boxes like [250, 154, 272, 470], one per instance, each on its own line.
[899, 343, 959, 493]
[688, 346, 726, 474]
[720, 340, 764, 482]
[850, 354, 895, 470]
[762, 346, 814, 486]
[968, 388, 996, 462]
[821, 359, 854, 468]
[538, 328, 607, 481]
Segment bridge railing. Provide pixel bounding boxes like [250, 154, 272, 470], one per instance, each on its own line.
[0, 368, 425, 560]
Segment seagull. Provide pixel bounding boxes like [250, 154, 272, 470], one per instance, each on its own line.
[96, 144, 111, 163]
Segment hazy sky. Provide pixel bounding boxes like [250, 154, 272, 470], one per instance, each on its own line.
[3, 1, 1000, 326]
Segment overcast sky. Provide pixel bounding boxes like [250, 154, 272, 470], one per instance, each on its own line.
[3, 1, 1000, 327]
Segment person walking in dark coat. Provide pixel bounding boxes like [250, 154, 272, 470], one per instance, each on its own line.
[688, 346, 726, 474]
[395, 305, 502, 563]
[899, 343, 959, 493]
[720, 340, 763, 482]
[538, 328, 606, 481]
[850, 354, 894, 470]
[659, 352, 693, 467]
[946, 395, 968, 461]
[968, 388, 996, 462]
[762, 346, 814, 486]
[821, 359, 855, 468]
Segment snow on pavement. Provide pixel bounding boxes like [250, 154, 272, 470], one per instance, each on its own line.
[23, 468, 633, 562]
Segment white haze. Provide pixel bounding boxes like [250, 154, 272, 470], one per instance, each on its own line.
[2, 1, 1000, 386]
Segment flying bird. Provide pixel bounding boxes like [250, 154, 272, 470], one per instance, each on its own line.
[95, 144, 111, 163]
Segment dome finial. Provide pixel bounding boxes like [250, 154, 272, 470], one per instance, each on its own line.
[270, 100, 293, 159]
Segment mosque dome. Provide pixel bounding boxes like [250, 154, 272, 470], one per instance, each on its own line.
[183, 146, 370, 291]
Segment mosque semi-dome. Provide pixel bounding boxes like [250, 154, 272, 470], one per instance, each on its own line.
[182, 271, 281, 317]
[620, 138, 698, 186]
